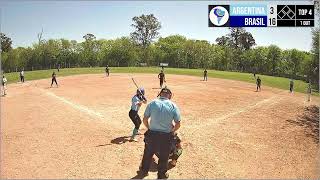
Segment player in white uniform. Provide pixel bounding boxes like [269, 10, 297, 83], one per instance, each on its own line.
[2, 75, 7, 96]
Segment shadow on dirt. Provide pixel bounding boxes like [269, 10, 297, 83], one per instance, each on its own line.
[287, 105, 319, 144]
[95, 143, 112, 147]
[95, 136, 132, 147]
[110, 136, 131, 144]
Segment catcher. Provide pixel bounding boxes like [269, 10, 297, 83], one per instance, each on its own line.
[155, 132, 183, 167]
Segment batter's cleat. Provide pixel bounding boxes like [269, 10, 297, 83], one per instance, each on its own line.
[157, 172, 169, 179]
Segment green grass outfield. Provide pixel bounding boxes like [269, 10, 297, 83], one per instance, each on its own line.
[3, 67, 317, 95]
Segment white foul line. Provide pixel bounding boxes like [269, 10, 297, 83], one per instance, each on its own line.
[193, 95, 282, 130]
[44, 90, 104, 119]
[215, 96, 278, 121]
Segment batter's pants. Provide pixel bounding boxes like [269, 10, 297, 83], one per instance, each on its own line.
[129, 109, 141, 130]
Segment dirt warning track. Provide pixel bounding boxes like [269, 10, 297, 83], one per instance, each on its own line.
[1, 73, 319, 179]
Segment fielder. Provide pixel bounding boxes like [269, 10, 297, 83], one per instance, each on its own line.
[203, 69, 208, 81]
[256, 76, 261, 92]
[51, 71, 59, 87]
[2, 75, 7, 96]
[129, 88, 147, 142]
[158, 70, 166, 88]
[307, 82, 312, 102]
[20, 69, 25, 83]
[289, 79, 294, 93]
[105, 65, 110, 77]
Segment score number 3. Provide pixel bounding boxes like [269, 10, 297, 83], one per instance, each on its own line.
[269, 6, 276, 26]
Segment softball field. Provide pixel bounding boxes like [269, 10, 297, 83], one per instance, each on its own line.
[1, 73, 319, 179]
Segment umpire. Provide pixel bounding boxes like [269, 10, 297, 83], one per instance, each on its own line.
[137, 87, 181, 179]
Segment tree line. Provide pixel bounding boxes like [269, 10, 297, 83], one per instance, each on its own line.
[0, 13, 319, 90]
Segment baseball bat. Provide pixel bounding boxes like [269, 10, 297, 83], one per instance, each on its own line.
[132, 78, 139, 89]
[132, 78, 146, 100]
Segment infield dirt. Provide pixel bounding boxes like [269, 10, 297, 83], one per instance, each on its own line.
[1, 73, 319, 179]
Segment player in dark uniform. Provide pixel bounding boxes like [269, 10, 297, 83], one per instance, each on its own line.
[158, 70, 166, 88]
[51, 71, 58, 88]
[203, 69, 208, 81]
[289, 79, 294, 93]
[20, 69, 25, 83]
[105, 65, 110, 77]
[256, 76, 261, 92]
[307, 81, 312, 102]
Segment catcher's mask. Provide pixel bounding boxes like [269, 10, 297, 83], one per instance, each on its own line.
[158, 87, 172, 99]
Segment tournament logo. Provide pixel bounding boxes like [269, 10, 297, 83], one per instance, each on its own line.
[209, 6, 229, 26]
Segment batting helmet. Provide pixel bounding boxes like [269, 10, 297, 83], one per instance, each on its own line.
[137, 87, 145, 95]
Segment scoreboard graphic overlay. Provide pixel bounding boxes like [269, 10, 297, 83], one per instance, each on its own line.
[208, 4, 314, 27]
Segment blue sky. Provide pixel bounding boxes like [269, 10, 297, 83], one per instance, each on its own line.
[0, 1, 315, 51]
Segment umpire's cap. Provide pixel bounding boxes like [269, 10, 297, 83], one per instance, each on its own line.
[158, 87, 172, 97]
